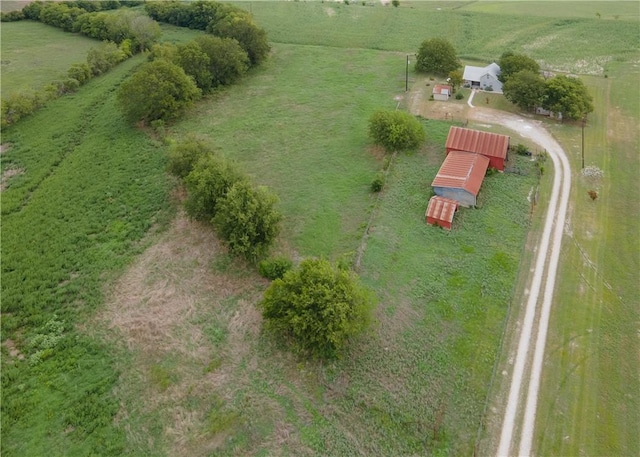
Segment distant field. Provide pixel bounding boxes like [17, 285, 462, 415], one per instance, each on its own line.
[0, 21, 99, 98]
[460, 1, 640, 20]
[235, 1, 638, 74]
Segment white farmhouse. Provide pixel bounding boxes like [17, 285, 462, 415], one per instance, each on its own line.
[463, 63, 503, 92]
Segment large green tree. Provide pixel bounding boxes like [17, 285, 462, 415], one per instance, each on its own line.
[207, 15, 270, 66]
[117, 59, 201, 124]
[415, 38, 460, 76]
[368, 110, 425, 152]
[194, 35, 249, 88]
[503, 70, 547, 112]
[260, 258, 374, 359]
[498, 52, 540, 83]
[213, 181, 281, 261]
[543, 75, 594, 121]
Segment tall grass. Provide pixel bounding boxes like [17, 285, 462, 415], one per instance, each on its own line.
[1, 55, 173, 456]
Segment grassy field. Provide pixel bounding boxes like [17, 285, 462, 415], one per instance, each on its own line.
[529, 61, 640, 456]
[0, 54, 174, 456]
[235, 1, 638, 74]
[0, 21, 100, 98]
[2, 2, 638, 456]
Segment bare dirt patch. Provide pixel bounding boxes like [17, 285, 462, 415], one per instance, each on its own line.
[407, 76, 469, 122]
[0, 143, 11, 154]
[98, 211, 268, 456]
[0, 167, 24, 192]
[2, 338, 25, 360]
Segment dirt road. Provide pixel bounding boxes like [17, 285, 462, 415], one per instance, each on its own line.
[466, 108, 572, 456]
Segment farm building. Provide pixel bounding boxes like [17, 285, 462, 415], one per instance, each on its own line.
[432, 84, 452, 101]
[445, 126, 510, 171]
[431, 151, 490, 207]
[425, 196, 458, 230]
[462, 63, 503, 92]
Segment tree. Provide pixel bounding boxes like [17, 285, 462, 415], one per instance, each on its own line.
[207, 15, 270, 66]
[415, 38, 460, 76]
[183, 154, 246, 222]
[498, 53, 540, 83]
[175, 41, 213, 92]
[194, 35, 249, 87]
[166, 136, 213, 179]
[260, 258, 374, 359]
[117, 59, 201, 124]
[543, 75, 594, 121]
[213, 181, 281, 261]
[448, 69, 463, 93]
[502, 70, 546, 112]
[368, 110, 425, 152]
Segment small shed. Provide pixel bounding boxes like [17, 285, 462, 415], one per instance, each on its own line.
[445, 126, 510, 171]
[432, 84, 452, 101]
[432, 151, 490, 207]
[425, 196, 458, 230]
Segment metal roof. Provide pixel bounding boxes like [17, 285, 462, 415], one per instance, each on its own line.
[431, 150, 490, 196]
[425, 196, 458, 224]
[445, 126, 510, 160]
[432, 84, 451, 95]
[462, 63, 501, 82]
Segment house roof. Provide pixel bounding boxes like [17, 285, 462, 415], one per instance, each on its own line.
[425, 196, 458, 224]
[445, 126, 510, 160]
[462, 62, 501, 82]
[432, 84, 451, 95]
[431, 150, 490, 196]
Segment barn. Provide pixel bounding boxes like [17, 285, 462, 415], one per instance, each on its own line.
[431, 150, 490, 207]
[432, 84, 452, 101]
[445, 126, 510, 171]
[425, 196, 458, 230]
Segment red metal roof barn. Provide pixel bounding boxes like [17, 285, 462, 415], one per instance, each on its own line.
[425, 196, 459, 230]
[431, 150, 490, 207]
[445, 126, 510, 170]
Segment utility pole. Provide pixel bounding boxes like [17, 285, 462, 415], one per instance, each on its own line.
[581, 115, 586, 169]
[405, 55, 410, 92]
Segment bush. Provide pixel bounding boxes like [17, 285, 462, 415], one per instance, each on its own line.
[166, 137, 213, 179]
[259, 256, 293, 280]
[1, 92, 43, 128]
[371, 173, 385, 192]
[260, 258, 374, 359]
[455, 92, 464, 100]
[117, 59, 201, 124]
[87, 42, 126, 76]
[213, 181, 281, 261]
[1, 10, 25, 22]
[514, 143, 531, 156]
[67, 63, 92, 85]
[183, 154, 246, 222]
[368, 110, 425, 152]
[207, 16, 270, 66]
[392, 0, 400, 6]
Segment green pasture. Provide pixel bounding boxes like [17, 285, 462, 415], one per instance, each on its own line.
[531, 61, 640, 456]
[461, 1, 640, 20]
[236, 1, 638, 74]
[0, 21, 100, 98]
[1, 55, 173, 456]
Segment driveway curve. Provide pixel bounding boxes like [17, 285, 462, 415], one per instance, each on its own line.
[467, 109, 572, 456]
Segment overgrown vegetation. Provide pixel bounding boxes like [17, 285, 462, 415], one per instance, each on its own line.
[260, 258, 375, 359]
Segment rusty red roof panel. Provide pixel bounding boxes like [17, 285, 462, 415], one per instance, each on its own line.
[445, 126, 509, 159]
[425, 196, 458, 223]
[431, 151, 489, 196]
[433, 84, 452, 95]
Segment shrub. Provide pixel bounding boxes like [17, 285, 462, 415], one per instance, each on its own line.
[368, 110, 425, 152]
[87, 42, 126, 76]
[392, 0, 400, 6]
[166, 136, 213, 179]
[514, 143, 531, 156]
[259, 256, 293, 280]
[260, 258, 374, 359]
[207, 16, 270, 66]
[1, 10, 25, 22]
[213, 181, 281, 261]
[68, 63, 92, 85]
[117, 59, 201, 124]
[455, 92, 464, 100]
[183, 154, 246, 222]
[371, 173, 385, 192]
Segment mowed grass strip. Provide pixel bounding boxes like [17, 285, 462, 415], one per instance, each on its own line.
[0, 21, 100, 98]
[1, 55, 173, 456]
[234, 1, 638, 74]
[532, 62, 640, 456]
